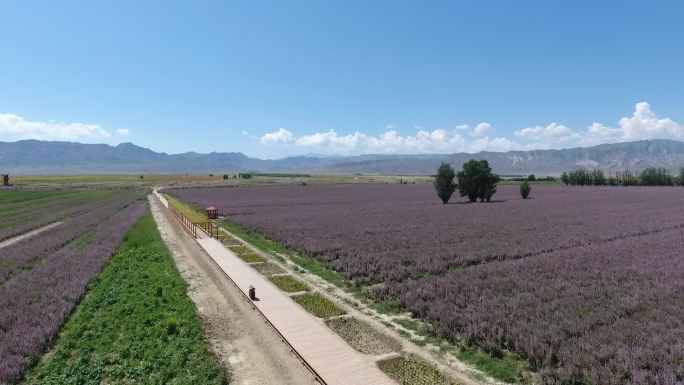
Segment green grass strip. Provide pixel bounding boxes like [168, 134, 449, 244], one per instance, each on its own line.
[291, 292, 346, 318]
[23, 213, 227, 385]
[456, 348, 525, 383]
[269, 275, 309, 293]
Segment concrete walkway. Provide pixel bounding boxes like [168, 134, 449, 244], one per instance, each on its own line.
[153, 191, 396, 385]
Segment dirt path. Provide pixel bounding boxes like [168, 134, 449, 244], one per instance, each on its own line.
[148, 196, 318, 385]
[0, 222, 63, 249]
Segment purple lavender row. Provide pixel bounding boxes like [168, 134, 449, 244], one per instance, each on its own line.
[169, 184, 684, 283]
[0, 192, 118, 242]
[384, 228, 684, 385]
[0, 191, 142, 285]
[0, 201, 146, 385]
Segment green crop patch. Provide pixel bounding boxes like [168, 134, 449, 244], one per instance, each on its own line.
[291, 292, 346, 318]
[239, 252, 267, 263]
[378, 355, 458, 385]
[228, 245, 250, 254]
[269, 275, 309, 293]
[23, 213, 227, 385]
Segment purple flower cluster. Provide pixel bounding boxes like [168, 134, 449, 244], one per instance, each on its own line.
[171, 184, 684, 281]
[387, 229, 684, 384]
[0, 192, 145, 384]
[170, 184, 684, 384]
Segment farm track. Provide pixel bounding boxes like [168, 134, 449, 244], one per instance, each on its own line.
[148, 195, 319, 385]
[0, 222, 62, 249]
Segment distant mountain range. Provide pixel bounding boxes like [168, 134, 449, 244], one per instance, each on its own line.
[2, 139, 684, 175]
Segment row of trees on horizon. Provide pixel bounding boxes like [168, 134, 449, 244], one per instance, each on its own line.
[433, 162, 684, 204]
[561, 167, 684, 186]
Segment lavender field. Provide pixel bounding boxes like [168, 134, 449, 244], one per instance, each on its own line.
[0, 190, 145, 384]
[171, 184, 684, 385]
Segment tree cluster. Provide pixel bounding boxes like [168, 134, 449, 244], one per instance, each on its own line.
[561, 167, 684, 186]
[507, 175, 556, 182]
[434, 160, 500, 203]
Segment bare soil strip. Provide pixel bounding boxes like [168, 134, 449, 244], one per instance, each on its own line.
[0, 221, 63, 249]
[149, 196, 318, 385]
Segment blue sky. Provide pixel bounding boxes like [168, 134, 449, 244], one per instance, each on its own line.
[1, 1, 683, 159]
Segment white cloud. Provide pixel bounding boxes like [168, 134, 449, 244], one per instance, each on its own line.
[473, 122, 493, 136]
[583, 102, 684, 144]
[303, 129, 451, 154]
[513, 103, 684, 149]
[116, 128, 130, 135]
[260, 102, 683, 155]
[515, 123, 579, 141]
[454, 122, 493, 137]
[263, 127, 480, 155]
[0, 113, 111, 140]
[260, 128, 294, 144]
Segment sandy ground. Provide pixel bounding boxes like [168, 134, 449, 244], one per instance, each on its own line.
[149, 196, 318, 385]
[0, 222, 63, 249]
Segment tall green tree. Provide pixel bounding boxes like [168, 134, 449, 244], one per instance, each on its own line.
[456, 159, 499, 202]
[520, 181, 531, 199]
[560, 171, 569, 185]
[677, 168, 684, 186]
[433, 162, 457, 204]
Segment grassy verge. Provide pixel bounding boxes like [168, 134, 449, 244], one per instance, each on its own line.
[23, 213, 227, 385]
[269, 275, 309, 293]
[291, 293, 346, 318]
[456, 348, 526, 383]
